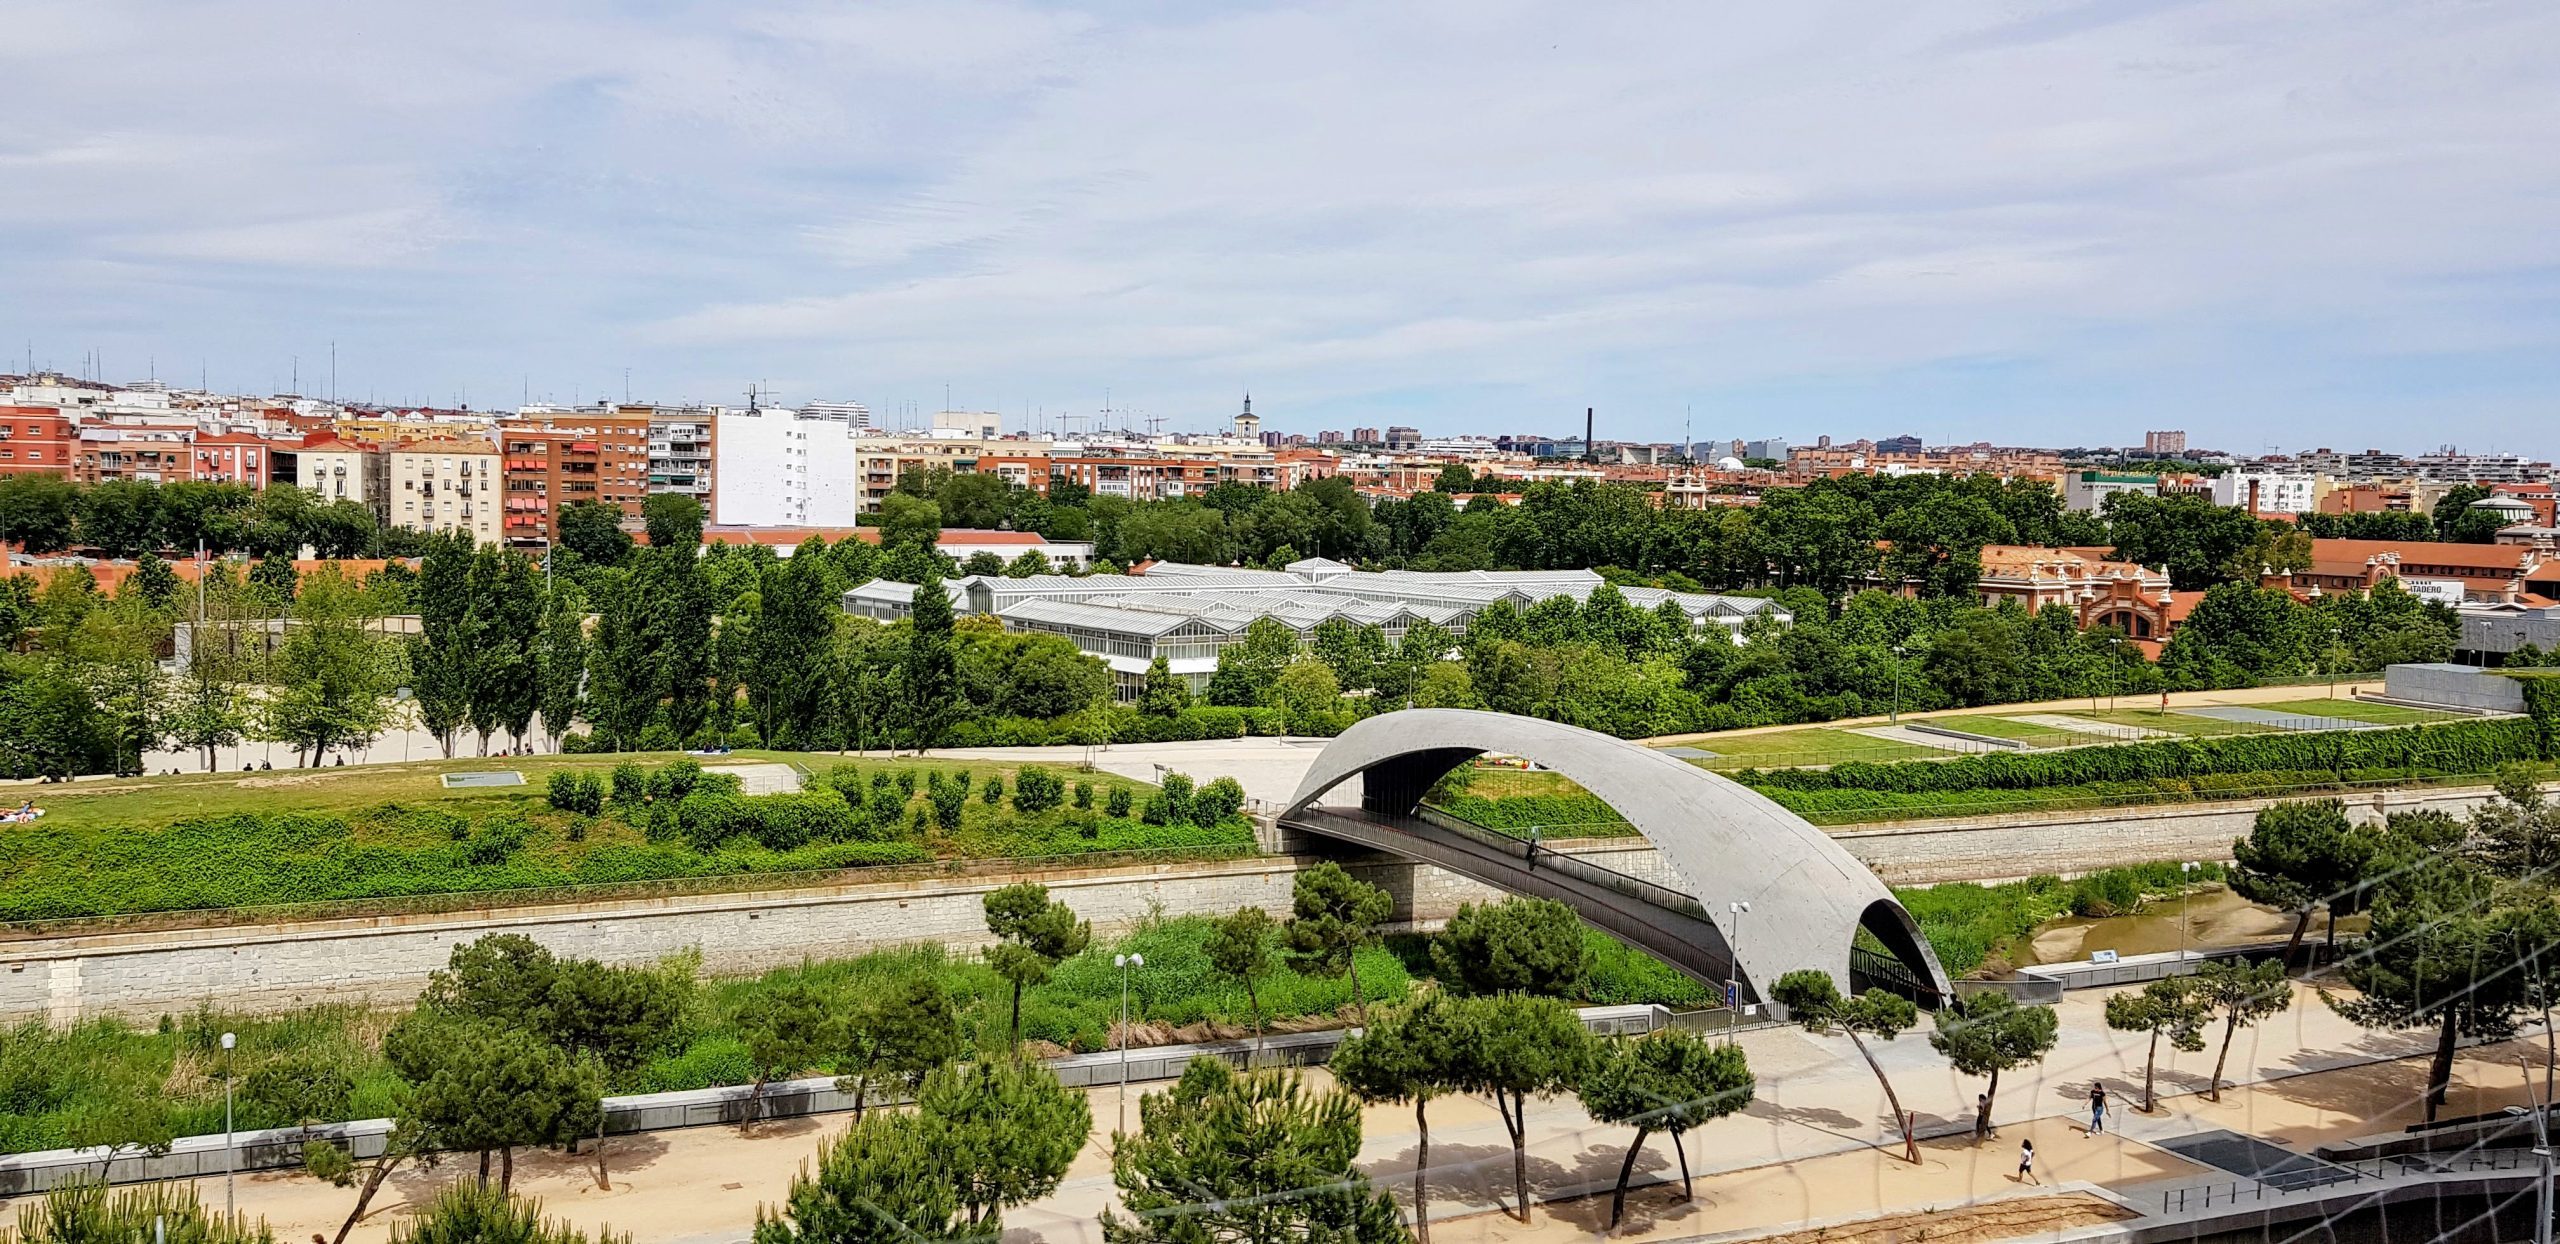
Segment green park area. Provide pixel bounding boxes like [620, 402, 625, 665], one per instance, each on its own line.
[0, 753, 1249, 926]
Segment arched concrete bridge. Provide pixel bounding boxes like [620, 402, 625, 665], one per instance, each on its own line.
[1279, 709, 1953, 1006]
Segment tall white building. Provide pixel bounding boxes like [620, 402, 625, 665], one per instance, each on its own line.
[800, 400, 869, 429]
[712, 406, 870, 527]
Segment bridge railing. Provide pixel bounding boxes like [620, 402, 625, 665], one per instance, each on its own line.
[1409, 806, 1713, 921]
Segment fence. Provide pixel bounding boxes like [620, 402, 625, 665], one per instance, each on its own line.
[2154, 1148, 2541, 1216]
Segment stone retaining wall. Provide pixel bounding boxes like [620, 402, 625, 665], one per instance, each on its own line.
[0, 782, 2518, 1023]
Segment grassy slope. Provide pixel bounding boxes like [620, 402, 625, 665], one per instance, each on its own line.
[0, 915, 1702, 1156]
[0, 754, 1246, 925]
[1686, 728, 1947, 769]
[1938, 717, 2084, 749]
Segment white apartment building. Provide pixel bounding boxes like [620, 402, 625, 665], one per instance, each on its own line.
[388, 439, 500, 544]
[712, 405, 871, 527]
[288, 436, 380, 507]
[2208, 471, 2318, 515]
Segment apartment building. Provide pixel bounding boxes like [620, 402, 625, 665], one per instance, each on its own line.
[2063, 470, 2159, 512]
[388, 439, 500, 543]
[191, 431, 273, 486]
[498, 410, 650, 545]
[74, 424, 201, 484]
[278, 434, 380, 507]
[712, 405, 871, 527]
[642, 405, 716, 512]
[2209, 471, 2318, 515]
[0, 406, 76, 477]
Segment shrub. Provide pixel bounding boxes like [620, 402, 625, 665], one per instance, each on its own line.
[676, 793, 753, 850]
[728, 723, 763, 749]
[1106, 787, 1133, 818]
[1193, 777, 1245, 824]
[981, 776, 1005, 805]
[1014, 767, 1065, 814]
[927, 774, 968, 832]
[559, 731, 598, 754]
[1072, 781, 1094, 810]
[610, 762, 646, 807]
[652, 758, 706, 803]
[636, 722, 679, 751]
[1160, 772, 1195, 825]
[1140, 792, 1171, 825]
[867, 785, 907, 829]
[895, 770, 916, 796]
[1742, 719, 2534, 794]
[461, 814, 534, 866]
[546, 771, 603, 816]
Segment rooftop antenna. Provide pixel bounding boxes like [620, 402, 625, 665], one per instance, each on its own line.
[291, 355, 297, 395]
[330, 341, 337, 403]
[623, 368, 631, 404]
[1144, 412, 1166, 436]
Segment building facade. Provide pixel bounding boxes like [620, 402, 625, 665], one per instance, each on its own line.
[0, 406, 76, 477]
[388, 439, 500, 544]
[2062, 470, 2159, 513]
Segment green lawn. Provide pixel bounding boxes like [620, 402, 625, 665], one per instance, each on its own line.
[2252, 698, 2464, 726]
[21, 750, 1100, 834]
[0, 755, 1254, 927]
[1679, 728, 1946, 770]
[1931, 716, 2085, 749]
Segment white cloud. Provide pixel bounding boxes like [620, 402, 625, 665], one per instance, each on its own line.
[1, 0, 2554, 445]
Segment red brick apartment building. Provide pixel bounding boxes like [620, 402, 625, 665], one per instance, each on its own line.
[0, 407, 76, 477]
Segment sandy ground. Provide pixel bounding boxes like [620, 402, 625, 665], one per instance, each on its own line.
[46, 978, 2551, 1244]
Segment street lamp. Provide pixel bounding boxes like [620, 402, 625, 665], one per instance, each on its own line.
[1889, 645, 1906, 724]
[220, 1031, 237, 1218]
[1115, 953, 1145, 1134]
[1726, 901, 1751, 1039]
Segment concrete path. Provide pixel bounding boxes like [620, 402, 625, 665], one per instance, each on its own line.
[2177, 706, 2384, 733]
[705, 763, 801, 795]
[2010, 713, 2170, 740]
[1848, 724, 2008, 753]
[80, 978, 2539, 1244]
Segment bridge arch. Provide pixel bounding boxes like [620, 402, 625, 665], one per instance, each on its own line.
[1280, 709, 1952, 1005]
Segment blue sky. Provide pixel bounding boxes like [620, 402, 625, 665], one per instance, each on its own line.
[4, 0, 2556, 453]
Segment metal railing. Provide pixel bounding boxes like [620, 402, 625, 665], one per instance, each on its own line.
[2155, 1148, 2541, 1215]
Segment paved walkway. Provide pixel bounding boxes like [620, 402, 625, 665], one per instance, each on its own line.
[77, 979, 2544, 1244]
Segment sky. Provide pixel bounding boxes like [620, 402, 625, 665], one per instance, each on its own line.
[4, 0, 2557, 453]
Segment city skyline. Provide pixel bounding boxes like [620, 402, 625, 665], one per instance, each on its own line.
[6, 2, 2557, 452]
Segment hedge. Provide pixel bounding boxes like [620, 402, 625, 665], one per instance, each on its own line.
[1739, 718, 2535, 794]
[1433, 793, 1630, 835]
[671, 790, 863, 852]
[941, 706, 1302, 748]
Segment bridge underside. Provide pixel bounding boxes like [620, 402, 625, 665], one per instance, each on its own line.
[1280, 718, 1953, 1006]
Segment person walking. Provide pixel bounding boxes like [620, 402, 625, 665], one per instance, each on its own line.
[2089, 1083, 2108, 1135]
[2017, 1138, 2038, 1184]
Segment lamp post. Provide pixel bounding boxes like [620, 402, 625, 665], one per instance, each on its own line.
[1889, 645, 1906, 724]
[1726, 901, 1751, 1039]
[2508, 1062, 2555, 1244]
[220, 1031, 237, 1218]
[1115, 952, 1145, 1134]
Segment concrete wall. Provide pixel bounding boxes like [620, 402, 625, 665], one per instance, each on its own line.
[0, 782, 2521, 1024]
[2384, 661, 2528, 712]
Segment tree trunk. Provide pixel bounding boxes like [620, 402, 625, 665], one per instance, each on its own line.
[2282, 908, 2312, 973]
[851, 1075, 870, 1121]
[1672, 1129, 1693, 1200]
[2143, 1029, 2161, 1113]
[1847, 1030, 1916, 1162]
[500, 1145, 513, 1193]
[1009, 979, 1025, 1047]
[1349, 958, 1369, 1027]
[1978, 1068, 2001, 1142]
[594, 1112, 611, 1190]
[477, 1149, 491, 1186]
[333, 1150, 407, 1244]
[2211, 1013, 2238, 1102]
[2426, 1010, 2460, 1123]
[1609, 1127, 1651, 1229]
[1500, 1091, 1530, 1223]
[1412, 1096, 1431, 1244]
